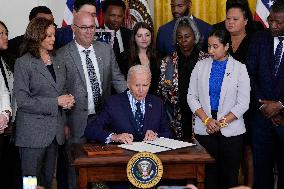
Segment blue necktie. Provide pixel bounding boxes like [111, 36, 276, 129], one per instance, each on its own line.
[134, 102, 144, 136]
[83, 50, 101, 110]
[274, 37, 284, 76]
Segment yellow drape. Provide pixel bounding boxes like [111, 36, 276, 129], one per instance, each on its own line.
[154, 0, 257, 35]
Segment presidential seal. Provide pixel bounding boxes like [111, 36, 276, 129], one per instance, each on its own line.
[127, 152, 163, 188]
[125, 0, 154, 29]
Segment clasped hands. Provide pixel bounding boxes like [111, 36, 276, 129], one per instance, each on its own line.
[111, 130, 158, 144]
[205, 117, 227, 134]
[259, 99, 284, 126]
[58, 94, 75, 109]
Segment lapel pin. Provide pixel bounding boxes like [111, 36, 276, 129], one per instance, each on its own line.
[98, 57, 102, 61]
[149, 103, 152, 108]
[57, 66, 60, 69]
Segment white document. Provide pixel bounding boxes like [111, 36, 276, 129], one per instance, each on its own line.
[118, 142, 170, 153]
[118, 137, 196, 153]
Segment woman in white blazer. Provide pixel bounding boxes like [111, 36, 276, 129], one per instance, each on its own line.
[0, 20, 12, 180]
[187, 29, 250, 189]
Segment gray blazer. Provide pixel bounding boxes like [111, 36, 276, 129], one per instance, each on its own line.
[56, 40, 127, 143]
[14, 53, 66, 148]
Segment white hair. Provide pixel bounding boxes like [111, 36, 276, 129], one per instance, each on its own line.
[127, 65, 152, 82]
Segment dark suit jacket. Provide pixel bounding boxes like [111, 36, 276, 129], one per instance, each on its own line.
[109, 27, 132, 77]
[84, 91, 172, 143]
[156, 16, 212, 57]
[55, 25, 73, 49]
[246, 29, 284, 110]
[119, 27, 132, 51]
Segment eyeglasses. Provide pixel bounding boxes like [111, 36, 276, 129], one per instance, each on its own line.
[0, 31, 8, 38]
[74, 24, 96, 32]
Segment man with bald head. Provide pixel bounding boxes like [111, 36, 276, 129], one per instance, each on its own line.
[57, 11, 126, 189]
[56, 0, 97, 48]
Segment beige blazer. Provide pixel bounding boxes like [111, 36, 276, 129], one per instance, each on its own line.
[187, 56, 250, 137]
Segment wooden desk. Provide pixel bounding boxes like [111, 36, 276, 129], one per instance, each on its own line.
[71, 140, 214, 189]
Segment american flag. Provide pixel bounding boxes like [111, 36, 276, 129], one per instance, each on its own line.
[61, 0, 102, 27]
[254, 0, 275, 28]
[62, 0, 74, 27]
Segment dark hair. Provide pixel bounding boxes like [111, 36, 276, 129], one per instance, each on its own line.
[226, 2, 251, 20]
[74, 0, 96, 12]
[209, 29, 231, 46]
[129, 22, 156, 67]
[0, 20, 8, 32]
[20, 17, 54, 58]
[271, 0, 284, 13]
[102, 0, 126, 13]
[226, 2, 253, 32]
[29, 6, 52, 21]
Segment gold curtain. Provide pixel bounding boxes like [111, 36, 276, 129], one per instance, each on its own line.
[154, 0, 257, 35]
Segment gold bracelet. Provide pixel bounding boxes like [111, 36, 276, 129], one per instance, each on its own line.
[203, 117, 210, 126]
[220, 117, 228, 128]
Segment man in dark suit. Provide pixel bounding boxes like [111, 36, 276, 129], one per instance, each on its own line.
[102, 0, 132, 55]
[57, 11, 127, 189]
[156, 0, 212, 57]
[102, 0, 132, 79]
[55, 0, 97, 49]
[85, 65, 172, 144]
[246, 1, 284, 188]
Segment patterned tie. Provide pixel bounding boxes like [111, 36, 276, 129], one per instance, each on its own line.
[113, 32, 120, 56]
[274, 37, 284, 76]
[134, 102, 144, 136]
[83, 50, 101, 110]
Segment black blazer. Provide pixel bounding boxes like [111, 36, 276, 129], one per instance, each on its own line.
[246, 29, 284, 109]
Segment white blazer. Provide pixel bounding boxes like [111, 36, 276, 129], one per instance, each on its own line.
[0, 69, 11, 113]
[187, 56, 250, 137]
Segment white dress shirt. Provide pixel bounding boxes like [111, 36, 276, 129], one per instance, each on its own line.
[274, 36, 284, 62]
[75, 42, 102, 115]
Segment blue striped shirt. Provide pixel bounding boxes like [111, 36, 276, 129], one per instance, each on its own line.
[127, 90, 145, 116]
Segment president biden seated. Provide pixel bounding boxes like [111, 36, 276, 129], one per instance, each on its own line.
[84, 65, 172, 144]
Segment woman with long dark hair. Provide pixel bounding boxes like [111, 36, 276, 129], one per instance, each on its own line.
[120, 22, 160, 95]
